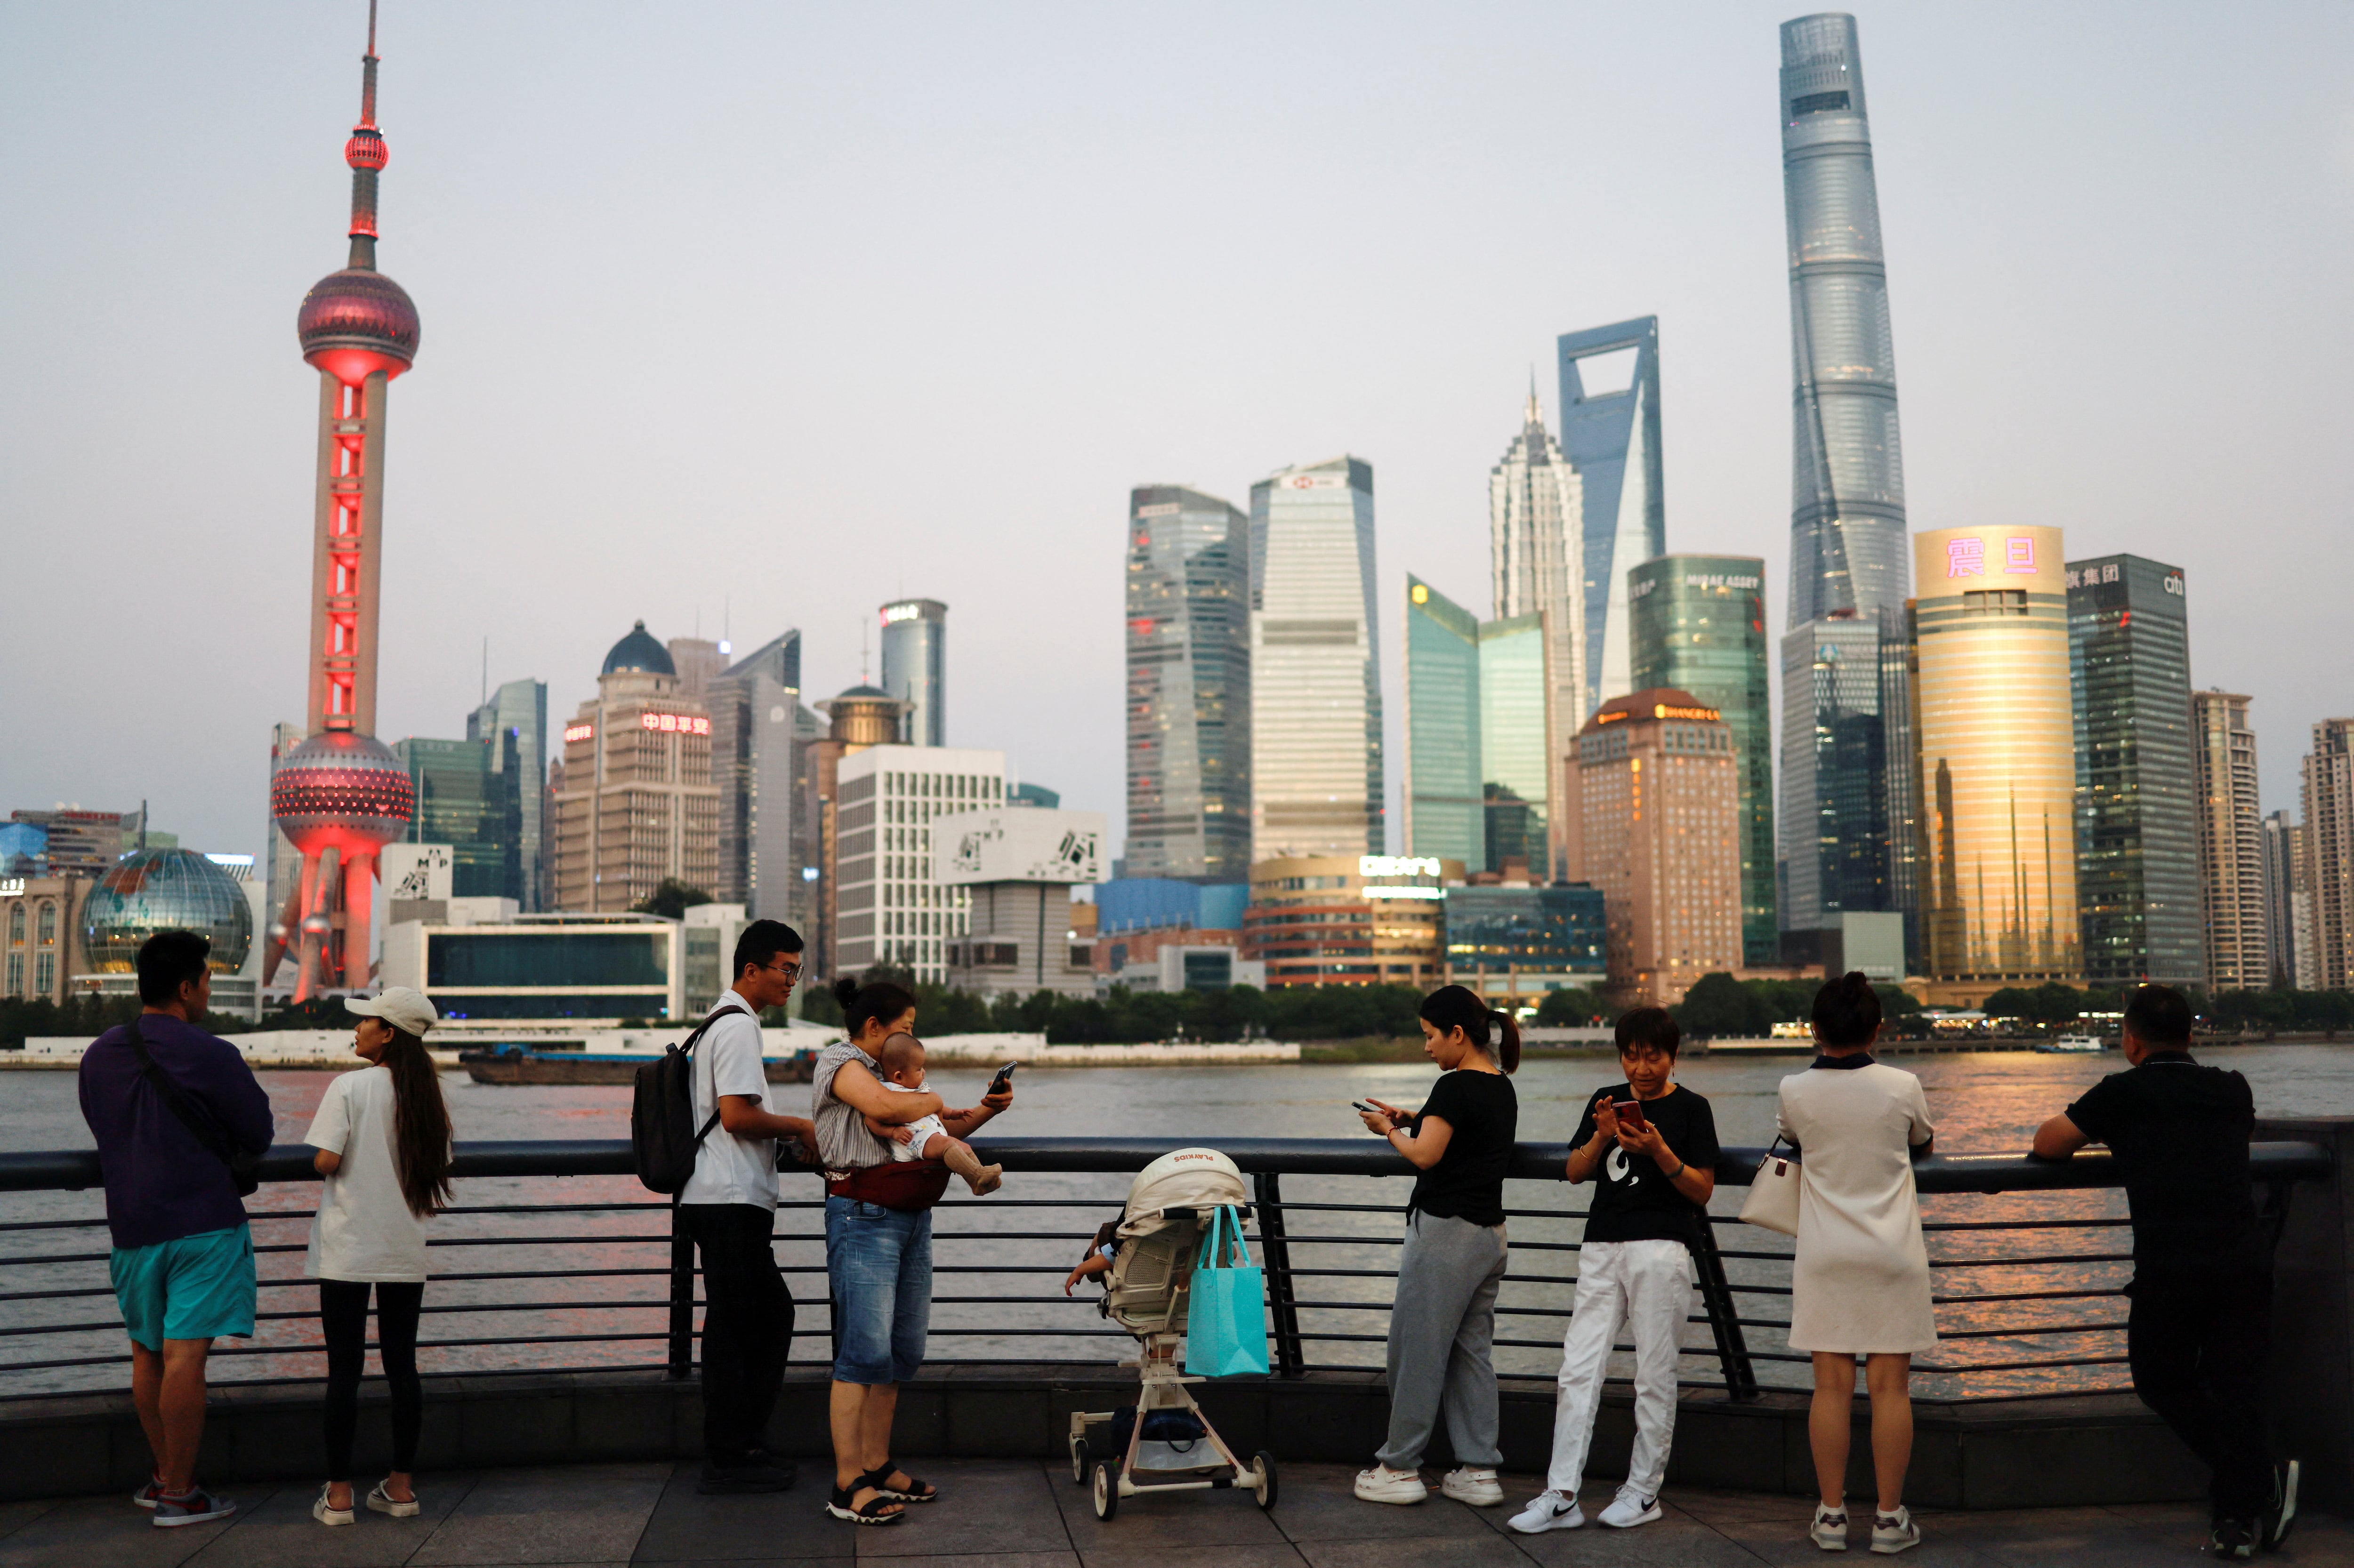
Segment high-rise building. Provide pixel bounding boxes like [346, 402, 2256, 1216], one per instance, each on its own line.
[1781, 13, 1908, 628]
[1479, 614, 1548, 875]
[1250, 457, 1383, 860]
[880, 600, 947, 747]
[2262, 810, 2317, 990]
[704, 630, 805, 913]
[806, 685, 912, 980]
[394, 735, 522, 901]
[832, 746, 1005, 985]
[266, 12, 421, 999]
[1775, 13, 1916, 977]
[1443, 882, 1608, 1013]
[667, 638, 727, 702]
[1563, 689, 1743, 1007]
[468, 678, 548, 909]
[1629, 556, 1777, 964]
[548, 624, 720, 913]
[1489, 388, 1587, 876]
[1402, 577, 1482, 869]
[1125, 485, 1251, 882]
[2190, 692, 2267, 993]
[1909, 527, 2080, 995]
[1242, 854, 1459, 989]
[2067, 555, 2202, 987]
[2303, 718, 2354, 992]
[1557, 321, 1663, 716]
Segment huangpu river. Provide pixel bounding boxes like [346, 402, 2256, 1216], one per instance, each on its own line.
[4, 1045, 2349, 1401]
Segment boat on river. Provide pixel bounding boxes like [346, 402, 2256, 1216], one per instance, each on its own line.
[460, 1045, 816, 1086]
[2034, 1034, 2109, 1054]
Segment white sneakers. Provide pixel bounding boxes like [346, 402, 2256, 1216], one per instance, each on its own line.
[1870, 1505, 1921, 1554]
[1353, 1464, 1429, 1505]
[1598, 1489, 1663, 1528]
[1811, 1503, 1850, 1551]
[1508, 1490, 1584, 1533]
[1439, 1467, 1503, 1506]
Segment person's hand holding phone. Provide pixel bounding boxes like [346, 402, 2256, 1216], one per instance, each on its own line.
[1613, 1099, 1669, 1159]
[1591, 1095, 1622, 1145]
[980, 1061, 1016, 1114]
[1356, 1097, 1406, 1135]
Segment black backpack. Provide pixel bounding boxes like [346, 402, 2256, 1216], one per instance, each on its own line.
[630, 1011, 726, 1195]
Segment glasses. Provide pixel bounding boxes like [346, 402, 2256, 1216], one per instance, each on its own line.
[762, 962, 803, 981]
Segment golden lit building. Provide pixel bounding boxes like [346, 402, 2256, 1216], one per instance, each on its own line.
[1563, 688, 1743, 1007]
[2193, 691, 2268, 992]
[1243, 854, 1463, 988]
[549, 623, 720, 912]
[1908, 526, 2080, 998]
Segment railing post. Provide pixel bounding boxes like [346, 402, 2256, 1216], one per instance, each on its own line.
[1253, 1171, 1305, 1379]
[667, 1200, 695, 1381]
[1687, 1215, 1758, 1402]
[2253, 1117, 2352, 1512]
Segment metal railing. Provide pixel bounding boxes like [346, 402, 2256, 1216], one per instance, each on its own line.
[0, 1137, 2330, 1406]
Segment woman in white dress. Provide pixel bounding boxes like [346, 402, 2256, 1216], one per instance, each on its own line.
[1776, 973, 1935, 1555]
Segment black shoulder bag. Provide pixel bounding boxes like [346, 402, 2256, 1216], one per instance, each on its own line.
[125, 1016, 264, 1197]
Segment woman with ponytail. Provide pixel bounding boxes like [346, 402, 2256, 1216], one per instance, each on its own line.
[302, 988, 454, 1528]
[1352, 985, 1519, 1508]
[1778, 972, 1936, 1555]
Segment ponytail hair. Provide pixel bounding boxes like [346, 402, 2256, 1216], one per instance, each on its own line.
[1419, 983, 1520, 1074]
[835, 976, 917, 1043]
[379, 1026, 453, 1218]
[1812, 970, 1883, 1049]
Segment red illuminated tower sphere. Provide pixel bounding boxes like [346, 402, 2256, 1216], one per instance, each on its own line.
[267, 0, 419, 1001]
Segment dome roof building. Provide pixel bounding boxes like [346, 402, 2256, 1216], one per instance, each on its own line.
[603, 620, 678, 679]
[81, 851, 254, 976]
[551, 622, 718, 913]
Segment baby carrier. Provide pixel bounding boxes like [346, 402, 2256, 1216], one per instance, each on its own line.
[1067, 1147, 1277, 1520]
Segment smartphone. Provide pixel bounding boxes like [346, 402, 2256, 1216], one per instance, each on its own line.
[1351, 1101, 1379, 1114]
[1612, 1099, 1647, 1132]
[988, 1062, 1019, 1095]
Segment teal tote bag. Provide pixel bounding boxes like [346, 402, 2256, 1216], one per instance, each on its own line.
[1184, 1205, 1270, 1377]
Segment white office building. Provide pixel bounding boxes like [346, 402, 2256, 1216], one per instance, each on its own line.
[834, 745, 1007, 985]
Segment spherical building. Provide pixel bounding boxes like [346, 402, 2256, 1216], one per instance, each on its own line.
[603, 621, 675, 678]
[269, 730, 414, 996]
[297, 268, 419, 386]
[81, 850, 254, 976]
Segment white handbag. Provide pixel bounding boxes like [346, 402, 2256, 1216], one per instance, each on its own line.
[1739, 1136, 1803, 1237]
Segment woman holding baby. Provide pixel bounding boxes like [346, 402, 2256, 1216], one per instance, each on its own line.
[812, 977, 1015, 1526]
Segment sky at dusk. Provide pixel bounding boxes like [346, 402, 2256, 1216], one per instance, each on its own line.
[3, 1, 2350, 859]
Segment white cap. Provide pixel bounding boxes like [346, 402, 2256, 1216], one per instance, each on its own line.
[345, 986, 439, 1037]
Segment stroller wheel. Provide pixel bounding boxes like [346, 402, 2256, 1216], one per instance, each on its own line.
[1070, 1437, 1091, 1486]
[1250, 1451, 1278, 1511]
[1091, 1459, 1120, 1521]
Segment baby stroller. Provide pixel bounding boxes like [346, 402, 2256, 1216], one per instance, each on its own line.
[1068, 1147, 1278, 1520]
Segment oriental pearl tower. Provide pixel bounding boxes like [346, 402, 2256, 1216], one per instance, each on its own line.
[265, 0, 419, 1001]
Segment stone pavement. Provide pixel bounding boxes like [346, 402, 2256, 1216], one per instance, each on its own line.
[0, 1459, 2347, 1567]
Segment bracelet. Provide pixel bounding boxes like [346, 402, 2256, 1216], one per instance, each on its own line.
[1667, 1161, 1686, 1181]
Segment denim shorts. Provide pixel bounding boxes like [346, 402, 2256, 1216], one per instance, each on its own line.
[111, 1224, 257, 1351]
[824, 1197, 931, 1385]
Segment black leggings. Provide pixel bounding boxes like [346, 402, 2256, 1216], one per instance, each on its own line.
[320, 1279, 425, 1482]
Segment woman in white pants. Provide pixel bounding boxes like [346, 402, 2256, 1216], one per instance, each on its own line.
[1512, 1007, 1718, 1535]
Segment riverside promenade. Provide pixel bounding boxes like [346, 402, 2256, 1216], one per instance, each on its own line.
[3, 1457, 2351, 1567]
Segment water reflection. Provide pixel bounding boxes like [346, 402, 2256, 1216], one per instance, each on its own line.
[3, 1045, 2346, 1401]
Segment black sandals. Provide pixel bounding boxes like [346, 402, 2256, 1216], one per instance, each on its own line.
[860, 1462, 938, 1504]
[826, 1483, 903, 1525]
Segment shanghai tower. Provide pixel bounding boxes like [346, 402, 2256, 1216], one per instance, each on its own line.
[1775, 13, 1916, 960]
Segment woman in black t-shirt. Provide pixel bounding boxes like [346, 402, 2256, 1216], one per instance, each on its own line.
[1351, 986, 1520, 1508]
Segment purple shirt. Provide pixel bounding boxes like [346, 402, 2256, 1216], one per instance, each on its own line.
[78, 1014, 275, 1251]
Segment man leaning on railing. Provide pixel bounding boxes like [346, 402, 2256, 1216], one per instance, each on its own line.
[2031, 983, 2299, 1561]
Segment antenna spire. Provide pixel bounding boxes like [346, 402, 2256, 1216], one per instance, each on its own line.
[344, 0, 389, 268]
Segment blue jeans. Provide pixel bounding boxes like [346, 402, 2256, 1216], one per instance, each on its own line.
[824, 1197, 931, 1385]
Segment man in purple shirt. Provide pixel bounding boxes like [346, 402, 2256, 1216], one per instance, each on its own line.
[78, 931, 274, 1529]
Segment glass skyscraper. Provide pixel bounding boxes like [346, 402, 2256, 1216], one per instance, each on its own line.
[2067, 555, 2202, 987]
[707, 630, 805, 916]
[1629, 555, 1777, 964]
[1126, 485, 1251, 882]
[468, 678, 547, 909]
[1910, 526, 2080, 990]
[1776, 12, 1915, 964]
[1250, 456, 1383, 860]
[394, 735, 524, 901]
[1479, 614, 1548, 872]
[1489, 388, 1586, 876]
[1403, 577, 1482, 868]
[1557, 318, 1663, 717]
[879, 599, 946, 747]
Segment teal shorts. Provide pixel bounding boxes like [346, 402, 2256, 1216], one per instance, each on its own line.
[110, 1224, 257, 1351]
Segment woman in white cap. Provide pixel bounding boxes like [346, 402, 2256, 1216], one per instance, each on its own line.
[304, 986, 453, 1528]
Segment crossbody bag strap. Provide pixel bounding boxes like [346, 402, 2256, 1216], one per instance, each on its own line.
[124, 1016, 242, 1170]
[686, 1004, 744, 1150]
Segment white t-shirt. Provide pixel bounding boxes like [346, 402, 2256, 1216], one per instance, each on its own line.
[302, 1065, 433, 1283]
[880, 1080, 946, 1162]
[680, 993, 779, 1210]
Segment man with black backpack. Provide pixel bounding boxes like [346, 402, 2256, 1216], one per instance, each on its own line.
[78, 930, 274, 1529]
[673, 919, 818, 1495]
